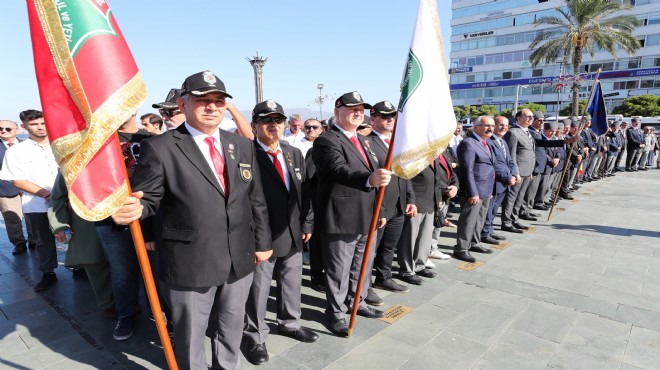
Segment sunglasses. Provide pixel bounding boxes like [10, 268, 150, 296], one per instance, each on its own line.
[379, 114, 396, 120]
[0, 127, 14, 132]
[304, 125, 320, 130]
[159, 109, 181, 117]
[259, 117, 286, 124]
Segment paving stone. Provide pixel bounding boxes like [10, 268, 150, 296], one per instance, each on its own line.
[547, 322, 629, 369]
[0, 297, 50, 320]
[591, 285, 660, 313]
[641, 282, 660, 299]
[0, 273, 30, 295]
[379, 303, 460, 348]
[614, 305, 660, 332]
[4, 333, 95, 369]
[510, 301, 578, 343]
[445, 302, 518, 346]
[42, 348, 125, 370]
[325, 334, 419, 370]
[478, 290, 533, 313]
[399, 331, 488, 370]
[473, 329, 558, 370]
[624, 326, 660, 370]
[428, 282, 491, 312]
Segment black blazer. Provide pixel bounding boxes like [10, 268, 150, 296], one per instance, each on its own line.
[488, 136, 518, 195]
[312, 126, 380, 234]
[366, 132, 415, 219]
[131, 124, 271, 288]
[437, 149, 459, 201]
[410, 160, 442, 214]
[254, 140, 312, 258]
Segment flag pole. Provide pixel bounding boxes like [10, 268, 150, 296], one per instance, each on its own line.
[114, 134, 178, 369]
[347, 119, 399, 337]
[547, 69, 601, 222]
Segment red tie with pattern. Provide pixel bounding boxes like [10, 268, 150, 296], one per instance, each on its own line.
[384, 137, 391, 146]
[350, 135, 371, 169]
[482, 139, 490, 153]
[204, 137, 229, 195]
[267, 150, 286, 184]
[438, 154, 450, 179]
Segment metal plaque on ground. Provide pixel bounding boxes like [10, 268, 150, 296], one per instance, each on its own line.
[379, 304, 413, 324]
[457, 261, 484, 270]
[492, 241, 511, 250]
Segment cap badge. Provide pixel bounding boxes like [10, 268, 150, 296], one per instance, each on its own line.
[203, 71, 216, 85]
[385, 101, 393, 109]
[352, 92, 361, 101]
[166, 90, 175, 100]
[266, 100, 277, 109]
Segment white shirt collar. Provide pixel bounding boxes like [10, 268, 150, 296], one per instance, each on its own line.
[185, 122, 220, 142]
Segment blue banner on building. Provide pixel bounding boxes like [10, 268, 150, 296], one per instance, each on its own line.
[450, 67, 660, 90]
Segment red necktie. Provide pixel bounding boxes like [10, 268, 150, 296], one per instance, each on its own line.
[482, 140, 490, 152]
[384, 137, 391, 145]
[350, 135, 372, 169]
[204, 137, 228, 195]
[438, 154, 450, 179]
[267, 150, 286, 184]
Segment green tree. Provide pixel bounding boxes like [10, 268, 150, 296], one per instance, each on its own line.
[499, 108, 514, 118]
[559, 100, 587, 116]
[473, 105, 498, 117]
[521, 103, 546, 114]
[529, 0, 641, 116]
[611, 95, 660, 116]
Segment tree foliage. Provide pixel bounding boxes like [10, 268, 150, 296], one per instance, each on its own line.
[529, 0, 641, 116]
[453, 105, 499, 121]
[559, 100, 587, 116]
[521, 103, 546, 114]
[611, 95, 660, 116]
[499, 108, 514, 118]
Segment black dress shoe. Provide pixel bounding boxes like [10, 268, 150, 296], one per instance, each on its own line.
[512, 222, 529, 230]
[533, 204, 549, 211]
[470, 245, 493, 254]
[357, 306, 384, 319]
[373, 278, 409, 293]
[310, 278, 326, 293]
[481, 236, 500, 245]
[365, 288, 384, 306]
[246, 343, 269, 365]
[27, 243, 36, 249]
[12, 245, 27, 255]
[416, 268, 437, 279]
[279, 326, 319, 343]
[559, 192, 574, 200]
[329, 319, 348, 337]
[490, 233, 506, 241]
[502, 225, 523, 234]
[34, 272, 57, 292]
[398, 273, 423, 285]
[453, 251, 476, 263]
[519, 214, 538, 221]
[528, 211, 541, 217]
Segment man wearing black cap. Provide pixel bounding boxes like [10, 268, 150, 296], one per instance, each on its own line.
[152, 88, 186, 131]
[312, 91, 392, 336]
[605, 121, 623, 176]
[243, 100, 318, 365]
[112, 71, 272, 369]
[368, 101, 414, 295]
[559, 120, 584, 199]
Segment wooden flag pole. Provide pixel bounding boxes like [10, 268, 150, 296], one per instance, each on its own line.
[547, 70, 601, 222]
[348, 119, 399, 337]
[115, 134, 178, 369]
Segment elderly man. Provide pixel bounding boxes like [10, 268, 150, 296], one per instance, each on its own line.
[284, 114, 305, 144]
[112, 71, 272, 369]
[152, 88, 186, 131]
[626, 118, 645, 171]
[291, 118, 322, 157]
[0, 119, 35, 256]
[312, 91, 391, 336]
[454, 116, 496, 263]
[243, 100, 318, 365]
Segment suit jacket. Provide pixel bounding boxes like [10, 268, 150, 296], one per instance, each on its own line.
[254, 140, 312, 258]
[0, 140, 21, 197]
[504, 125, 536, 177]
[488, 135, 518, 195]
[457, 134, 495, 199]
[312, 126, 381, 234]
[131, 124, 271, 288]
[410, 160, 442, 214]
[437, 149, 459, 202]
[367, 132, 414, 218]
[529, 127, 548, 175]
[607, 131, 622, 155]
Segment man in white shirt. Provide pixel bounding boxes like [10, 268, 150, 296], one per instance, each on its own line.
[0, 120, 35, 256]
[449, 122, 463, 156]
[283, 114, 305, 144]
[0, 110, 59, 292]
[291, 119, 322, 157]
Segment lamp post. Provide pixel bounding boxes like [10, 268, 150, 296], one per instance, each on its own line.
[555, 58, 566, 116]
[514, 84, 528, 113]
[317, 83, 324, 120]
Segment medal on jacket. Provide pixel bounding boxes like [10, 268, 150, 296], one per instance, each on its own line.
[228, 143, 235, 160]
[285, 151, 293, 168]
[363, 140, 379, 164]
[294, 168, 302, 180]
[239, 163, 252, 182]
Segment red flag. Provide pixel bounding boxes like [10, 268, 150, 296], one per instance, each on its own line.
[27, 0, 147, 221]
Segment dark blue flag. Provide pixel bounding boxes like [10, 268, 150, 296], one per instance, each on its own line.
[587, 80, 608, 136]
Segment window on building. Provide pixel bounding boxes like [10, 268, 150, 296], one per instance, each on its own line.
[512, 71, 522, 78]
[503, 86, 516, 96]
[532, 85, 542, 95]
[532, 69, 543, 77]
[647, 34, 660, 46]
[640, 79, 654, 88]
[502, 72, 513, 79]
[602, 62, 614, 71]
[466, 75, 475, 82]
[628, 57, 642, 69]
[466, 89, 482, 98]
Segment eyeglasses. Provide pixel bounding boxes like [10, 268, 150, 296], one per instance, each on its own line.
[0, 127, 14, 132]
[159, 109, 181, 117]
[525, 115, 534, 119]
[379, 114, 396, 120]
[259, 117, 286, 124]
[304, 125, 320, 130]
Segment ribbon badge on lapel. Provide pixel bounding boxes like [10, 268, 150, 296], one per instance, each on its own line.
[285, 151, 293, 168]
[228, 143, 236, 160]
[294, 168, 302, 180]
[239, 163, 252, 182]
[363, 140, 379, 164]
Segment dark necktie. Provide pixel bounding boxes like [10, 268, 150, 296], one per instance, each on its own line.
[204, 137, 228, 195]
[267, 150, 286, 184]
[350, 135, 371, 169]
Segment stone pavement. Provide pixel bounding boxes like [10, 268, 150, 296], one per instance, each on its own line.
[0, 168, 659, 369]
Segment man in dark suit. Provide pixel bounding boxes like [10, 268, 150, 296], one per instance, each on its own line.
[534, 121, 560, 209]
[312, 91, 392, 336]
[243, 100, 318, 365]
[112, 71, 272, 369]
[626, 118, 645, 171]
[0, 120, 35, 255]
[367, 101, 415, 295]
[454, 116, 496, 263]
[481, 116, 518, 245]
[520, 111, 546, 221]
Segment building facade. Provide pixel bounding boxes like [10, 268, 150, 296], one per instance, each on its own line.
[449, 0, 660, 116]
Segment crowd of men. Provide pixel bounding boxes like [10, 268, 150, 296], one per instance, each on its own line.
[0, 70, 658, 369]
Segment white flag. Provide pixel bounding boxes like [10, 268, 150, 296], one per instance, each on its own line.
[392, 0, 456, 179]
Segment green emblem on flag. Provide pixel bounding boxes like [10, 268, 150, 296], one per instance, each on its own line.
[398, 49, 423, 112]
[55, 0, 117, 58]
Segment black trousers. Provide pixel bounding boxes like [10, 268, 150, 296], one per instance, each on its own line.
[374, 210, 405, 282]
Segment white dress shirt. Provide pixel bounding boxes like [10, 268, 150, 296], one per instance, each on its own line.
[257, 139, 290, 191]
[185, 122, 228, 193]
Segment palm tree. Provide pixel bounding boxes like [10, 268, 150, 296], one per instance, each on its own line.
[529, 0, 641, 116]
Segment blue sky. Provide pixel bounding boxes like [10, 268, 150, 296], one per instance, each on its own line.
[0, 1, 451, 121]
